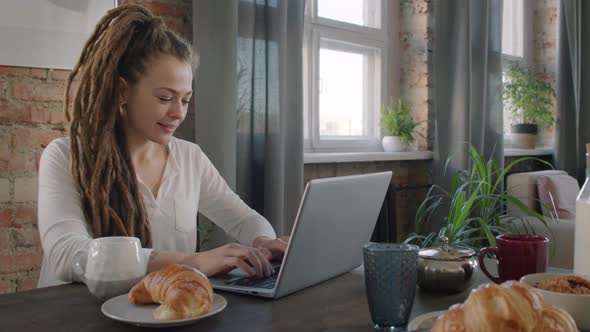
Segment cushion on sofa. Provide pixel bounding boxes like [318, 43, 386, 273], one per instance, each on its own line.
[537, 174, 580, 219]
[506, 170, 568, 215]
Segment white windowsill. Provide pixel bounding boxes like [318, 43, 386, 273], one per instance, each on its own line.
[304, 151, 434, 164]
[304, 148, 553, 164]
[504, 147, 553, 157]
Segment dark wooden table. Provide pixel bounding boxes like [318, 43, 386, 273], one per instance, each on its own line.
[0, 267, 506, 332]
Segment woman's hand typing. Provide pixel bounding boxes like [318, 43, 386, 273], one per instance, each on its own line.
[146, 237, 291, 278]
[253, 236, 290, 260]
[182, 243, 274, 277]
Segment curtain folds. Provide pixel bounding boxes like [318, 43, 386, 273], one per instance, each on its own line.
[193, 0, 305, 248]
[431, 0, 504, 230]
[555, 0, 590, 183]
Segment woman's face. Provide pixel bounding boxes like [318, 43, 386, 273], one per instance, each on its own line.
[122, 54, 193, 145]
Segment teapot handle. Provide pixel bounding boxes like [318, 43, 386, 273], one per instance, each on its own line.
[72, 250, 88, 283]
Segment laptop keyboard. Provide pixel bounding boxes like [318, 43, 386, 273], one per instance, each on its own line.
[224, 263, 281, 289]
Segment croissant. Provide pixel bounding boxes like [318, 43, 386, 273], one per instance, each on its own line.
[536, 304, 578, 332]
[464, 281, 543, 331]
[432, 281, 577, 332]
[430, 304, 465, 332]
[128, 264, 214, 320]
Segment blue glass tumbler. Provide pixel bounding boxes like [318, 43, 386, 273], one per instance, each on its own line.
[363, 243, 419, 331]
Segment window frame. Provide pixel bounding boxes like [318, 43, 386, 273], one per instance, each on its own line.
[304, 0, 394, 153]
[502, 0, 534, 142]
[501, 0, 533, 70]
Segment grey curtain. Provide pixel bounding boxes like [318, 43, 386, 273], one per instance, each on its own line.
[555, 0, 590, 183]
[235, 0, 305, 237]
[431, 0, 503, 228]
[193, 0, 305, 248]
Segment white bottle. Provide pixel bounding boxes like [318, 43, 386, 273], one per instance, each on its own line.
[574, 143, 590, 275]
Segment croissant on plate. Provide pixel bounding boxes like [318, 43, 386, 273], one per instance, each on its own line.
[128, 264, 214, 320]
[431, 281, 577, 332]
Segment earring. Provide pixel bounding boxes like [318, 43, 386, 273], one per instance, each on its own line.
[119, 104, 127, 116]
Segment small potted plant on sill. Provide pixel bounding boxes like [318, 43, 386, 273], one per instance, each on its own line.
[503, 65, 555, 149]
[380, 98, 421, 152]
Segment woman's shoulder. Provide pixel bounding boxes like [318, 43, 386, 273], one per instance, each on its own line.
[42, 137, 70, 159]
[46, 136, 70, 149]
[38, 137, 71, 173]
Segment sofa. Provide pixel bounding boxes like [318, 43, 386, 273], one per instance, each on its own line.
[506, 170, 578, 269]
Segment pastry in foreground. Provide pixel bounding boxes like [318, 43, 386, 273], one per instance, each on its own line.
[431, 281, 577, 332]
[128, 264, 214, 320]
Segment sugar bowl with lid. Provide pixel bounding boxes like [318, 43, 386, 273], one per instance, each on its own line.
[417, 236, 479, 292]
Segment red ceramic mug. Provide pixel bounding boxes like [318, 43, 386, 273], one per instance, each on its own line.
[478, 234, 549, 284]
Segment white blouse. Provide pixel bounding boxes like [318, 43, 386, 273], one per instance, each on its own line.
[37, 137, 276, 287]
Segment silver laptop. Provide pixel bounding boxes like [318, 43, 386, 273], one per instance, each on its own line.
[210, 171, 393, 299]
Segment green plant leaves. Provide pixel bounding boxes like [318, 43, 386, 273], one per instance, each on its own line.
[503, 65, 555, 128]
[404, 144, 554, 250]
[380, 98, 422, 143]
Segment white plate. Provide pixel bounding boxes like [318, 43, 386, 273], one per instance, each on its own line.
[101, 293, 227, 328]
[407, 310, 447, 331]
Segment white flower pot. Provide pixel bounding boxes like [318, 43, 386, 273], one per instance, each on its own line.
[382, 136, 405, 152]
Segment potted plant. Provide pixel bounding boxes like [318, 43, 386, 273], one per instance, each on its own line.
[503, 65, 555, 149]
[405, 144, 554, 249]
[380, 98, 422, 152]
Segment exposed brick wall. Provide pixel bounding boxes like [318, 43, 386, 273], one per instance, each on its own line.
[0, 0, 193, 294]
[532, 0, 558, 147]
[0, 66, 67, 294]
[399, 0, 433, 151]
[533, 0, 557, 88]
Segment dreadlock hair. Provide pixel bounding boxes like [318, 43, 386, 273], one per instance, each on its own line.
[63, 4, 198, 248]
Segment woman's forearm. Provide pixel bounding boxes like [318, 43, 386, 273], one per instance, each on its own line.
[146, 250, 192, 272]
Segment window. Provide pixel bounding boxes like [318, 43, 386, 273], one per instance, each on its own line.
[502, 0, 532, 137]
[304, 0, 390, 152]
[502, 0, 525, 59]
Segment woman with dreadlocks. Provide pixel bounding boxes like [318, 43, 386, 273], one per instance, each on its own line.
[37, 4, 287, 287]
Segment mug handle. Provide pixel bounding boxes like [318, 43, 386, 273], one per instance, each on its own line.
[478, 247, 502, 284]
[72, 250, 88, 283]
